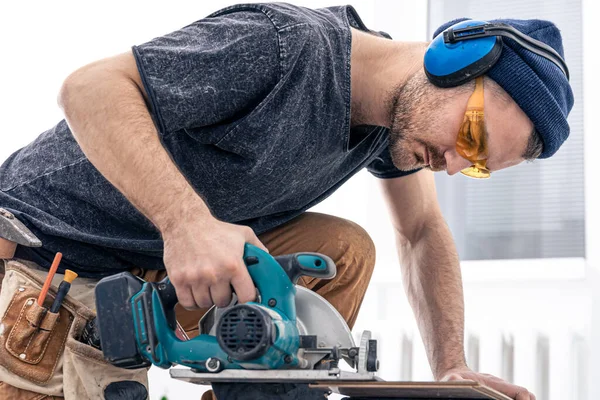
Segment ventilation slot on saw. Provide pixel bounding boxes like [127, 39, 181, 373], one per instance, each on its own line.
[216, 304, 273, 361]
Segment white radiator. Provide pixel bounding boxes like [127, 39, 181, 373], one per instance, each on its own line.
[355, 327, 589, 400]
[353, 281, 592, 400]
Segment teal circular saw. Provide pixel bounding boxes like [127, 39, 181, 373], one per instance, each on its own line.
[93, 244, 379, 381]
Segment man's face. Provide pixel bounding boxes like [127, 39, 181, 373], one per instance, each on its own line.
[388, 72, 534, 175]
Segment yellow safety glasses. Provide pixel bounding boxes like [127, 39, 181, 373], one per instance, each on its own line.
[455, 77, 491, 179]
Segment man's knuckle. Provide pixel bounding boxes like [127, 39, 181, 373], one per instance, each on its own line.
[220, 259, 237, 271]
[223, 259, 243, 274]
[215, 296, 231, 308]
[169, 271, 186, 286]
[195, 270, 215, 284]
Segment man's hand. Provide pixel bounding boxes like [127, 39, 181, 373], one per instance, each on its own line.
[162, 215, 268, 310]
[441, 366, 536, 400]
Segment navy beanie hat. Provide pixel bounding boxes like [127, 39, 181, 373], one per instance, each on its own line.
[432, 19, 574, 158]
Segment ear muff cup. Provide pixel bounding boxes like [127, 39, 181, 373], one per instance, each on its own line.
[424, 20, 503, 88]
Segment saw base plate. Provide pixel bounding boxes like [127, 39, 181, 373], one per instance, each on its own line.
[170, 368, 379, 385]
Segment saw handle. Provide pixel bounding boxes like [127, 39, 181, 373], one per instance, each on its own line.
[157, 278, 178, 310]
[153, 251, 336, 310]
[156, 277, 178, 330]
[274, 253, 336, 284]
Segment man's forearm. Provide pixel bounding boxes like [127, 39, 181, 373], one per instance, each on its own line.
[396, 216, 466, 379]
[58, 57, 211, 233]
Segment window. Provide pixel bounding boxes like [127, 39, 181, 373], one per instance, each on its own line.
[428, 0, 584, 260]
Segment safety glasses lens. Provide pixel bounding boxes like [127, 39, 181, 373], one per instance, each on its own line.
[460, 165, 491, 179]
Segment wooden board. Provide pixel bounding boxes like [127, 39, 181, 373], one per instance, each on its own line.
[309, 380, 511, 399]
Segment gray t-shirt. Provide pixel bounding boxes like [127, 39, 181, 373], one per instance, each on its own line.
[0, 3, 418, 277]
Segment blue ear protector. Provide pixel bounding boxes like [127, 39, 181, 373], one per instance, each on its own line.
[424, 20, 570, 88]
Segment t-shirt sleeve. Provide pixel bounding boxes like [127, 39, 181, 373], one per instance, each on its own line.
[132, 10, 280, 135]
[366, 144, 422, 179]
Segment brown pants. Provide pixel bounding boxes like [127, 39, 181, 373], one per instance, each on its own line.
[1, 212, 376, 399]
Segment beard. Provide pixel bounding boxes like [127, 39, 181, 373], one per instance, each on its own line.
[388, 72, 457, 172]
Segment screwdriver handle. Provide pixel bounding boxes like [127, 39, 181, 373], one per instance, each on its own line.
[49, 269, 77, 313]
[49, 281, 70, 313]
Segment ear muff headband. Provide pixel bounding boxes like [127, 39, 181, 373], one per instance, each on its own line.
[446, 23, 570, 79]
[424, 20, 570, 88]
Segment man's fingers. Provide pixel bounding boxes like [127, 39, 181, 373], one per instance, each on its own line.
[210, 282, 233, 308]
[243, 228, 269, 253]
[442, 373, 465, 381]
[515, 390, 535, 400]
[484, 379, 533, 400]
[231, 262, 256, 303]
[440, 370, 535, 400]
[174, 286, 197, 310]
[191, 284, 213, 309]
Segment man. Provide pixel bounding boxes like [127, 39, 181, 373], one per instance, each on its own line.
[0, 2, 572, 400]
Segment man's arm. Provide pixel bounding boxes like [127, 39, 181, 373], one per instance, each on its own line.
[381, 170, 535, 400]
[57, 51, 267, 309]
[380, 169, 466, 378]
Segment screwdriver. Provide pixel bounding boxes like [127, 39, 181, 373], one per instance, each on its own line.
[49, 269, 78, 313]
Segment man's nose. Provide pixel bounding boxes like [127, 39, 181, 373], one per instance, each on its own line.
[444, 151, 472, 175]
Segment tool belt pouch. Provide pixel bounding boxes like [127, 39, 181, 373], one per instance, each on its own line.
[61, 304, 149, 400]
[0, 259, 148, 399]
[0, 260, 73, 386]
